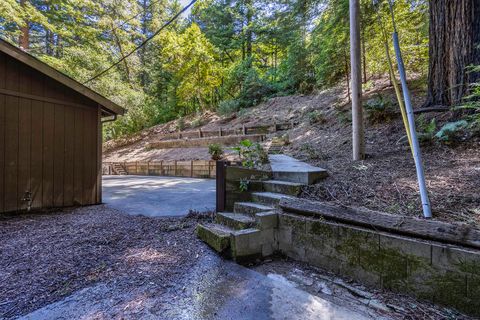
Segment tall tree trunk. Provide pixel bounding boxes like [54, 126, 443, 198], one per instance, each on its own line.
[245, 0, 252, 62]
[426, 0, 479, 107]
[19, 0, 29, 50]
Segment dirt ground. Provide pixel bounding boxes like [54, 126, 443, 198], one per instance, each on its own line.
[0, 206, 212, 319]
[0, 207, 472, 319]
[252, 258, 471, 320]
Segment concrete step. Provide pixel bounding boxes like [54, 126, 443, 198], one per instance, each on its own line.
[252, 192, 295, 206]
[255, 211, 278, 230]
[269, 154, 328, 185]
[230, 228, 263, 262]
[234, 202, 274, 215]
[263, 180, 304, 196]
[216, 212, 256, 230]
[196, 223, 232, 253]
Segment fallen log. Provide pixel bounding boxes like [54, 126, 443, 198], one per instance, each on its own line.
[280, 198, 480, 249]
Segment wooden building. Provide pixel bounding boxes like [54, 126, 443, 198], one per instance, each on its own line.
[0, 39, 124, 213]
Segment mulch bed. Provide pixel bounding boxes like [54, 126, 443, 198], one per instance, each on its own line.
[285, 85, 480, 225]
[0, 206, 211, 319]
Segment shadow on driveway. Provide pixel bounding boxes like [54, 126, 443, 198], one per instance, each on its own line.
[102, 175, 216, 217]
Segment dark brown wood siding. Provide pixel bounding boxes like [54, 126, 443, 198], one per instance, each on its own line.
[0, 52, 101, 213]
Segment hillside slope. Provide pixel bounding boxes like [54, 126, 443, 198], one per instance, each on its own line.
[104, 79, 479, 223]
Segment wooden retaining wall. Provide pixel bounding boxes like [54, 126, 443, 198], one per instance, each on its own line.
[103, 161, 216, 179]
[146, 134, 265, 149]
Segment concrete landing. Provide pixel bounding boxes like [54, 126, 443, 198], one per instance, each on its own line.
[269, 154, 328, 184]
[20, 253, 374, 320]
[102, 175, 215, 217]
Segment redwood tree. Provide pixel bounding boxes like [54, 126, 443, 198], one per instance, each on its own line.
[425, 0, 480, 107]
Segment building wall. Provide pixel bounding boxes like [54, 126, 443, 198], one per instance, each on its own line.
[0, 52, 101, 213]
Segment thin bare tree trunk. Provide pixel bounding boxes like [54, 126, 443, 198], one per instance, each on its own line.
[19, 0, 29, 50]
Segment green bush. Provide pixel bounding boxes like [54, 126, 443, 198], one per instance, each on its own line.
[416, 114, 437, 143]
[307, 110, 327, 125]
[364, 94, 397, 124]
[232, 139, 269, 169]
[208, 143, 224, 160]
[435, 120, 469, 144]
[191, 117, 204, 128]
[176, 117, 186, 131]
[218, 99, 241, 116]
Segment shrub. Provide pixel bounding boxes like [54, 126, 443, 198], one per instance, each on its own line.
[300, 143, 329, 160]
[364, 94, 397, 124]
[307, 110, 327, 125]
[176, 117, 185, 131]
[191, 117, 203, 128]
[435, 120, 469, 144]
[218, 99, 241, 116]
[208, 143, 224, 160]
[416, 114, 437, 143]
[232, 139, 269, 169]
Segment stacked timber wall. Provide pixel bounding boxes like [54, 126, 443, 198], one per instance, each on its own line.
[0, 51, 101, 213]
[103, 161, 216, 179]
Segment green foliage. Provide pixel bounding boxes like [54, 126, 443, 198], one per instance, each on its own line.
[300, 143, 329, 161]
[176, 117, 186, 132]
[239, 178, 250, 192]
[218, 99, 241, 116]
[232, 139, 269, 169]
[208, 143, 224, 160]
[416, 115, 437, 143]
[0, 0, 430, 140]
[307, 110, 327, 125]
[435, 121, 469, 144]
[364, 94, 397, 124]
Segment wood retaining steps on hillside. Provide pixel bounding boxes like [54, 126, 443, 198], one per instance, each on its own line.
[145, 134, 265, 149]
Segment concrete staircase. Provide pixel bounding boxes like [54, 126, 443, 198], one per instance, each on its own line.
[197, 155, 327, 263]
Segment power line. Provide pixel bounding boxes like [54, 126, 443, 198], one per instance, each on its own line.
[107, 0, 164, 35]
[84, 0, 197, 84]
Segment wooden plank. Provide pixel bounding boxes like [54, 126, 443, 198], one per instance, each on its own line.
[4, 96, 19, 212]
[30, 100, 43, 210]
[42, 102, 55, 208]
[53, 104, 65, 207]
[90, 108, 98, 203]
[83, 109, 95, 204]
[97, 106, 102, 203]
[17, 98, 31, 210]
[0, 40, 124, 116]
[63, 106, 75, 206]
[0, 88, 98, 111]
[280, 198, 480, 250]
[73, 108, 84, 205]
[0, 94, 5, 212]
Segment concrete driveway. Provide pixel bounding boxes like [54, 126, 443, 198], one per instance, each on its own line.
[102, 175, 216, 217]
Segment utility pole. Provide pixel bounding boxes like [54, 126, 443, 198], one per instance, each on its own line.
[350, 0, 365, 160]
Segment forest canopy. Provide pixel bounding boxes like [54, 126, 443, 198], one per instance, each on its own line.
[0, 0, 431, 139]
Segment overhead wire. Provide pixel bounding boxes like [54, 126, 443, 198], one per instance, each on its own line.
[84, 0, 197, 84]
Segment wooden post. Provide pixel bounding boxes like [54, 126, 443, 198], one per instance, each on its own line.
[136, 161, 138, 174]
[219, 127, 222, 137]
[191, 160, 194, 177]
[199, 129, 202, 138]
[147, 161, 150, 175]
[350, 0, 365, 160]
[174, 160, 177, 176]
[160, 160, 164, 176]
[216, 161, 227, 212]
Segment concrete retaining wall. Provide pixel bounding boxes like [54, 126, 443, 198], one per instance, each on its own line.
[277, 213, 480, 316]
[224, 166, 271, 211]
